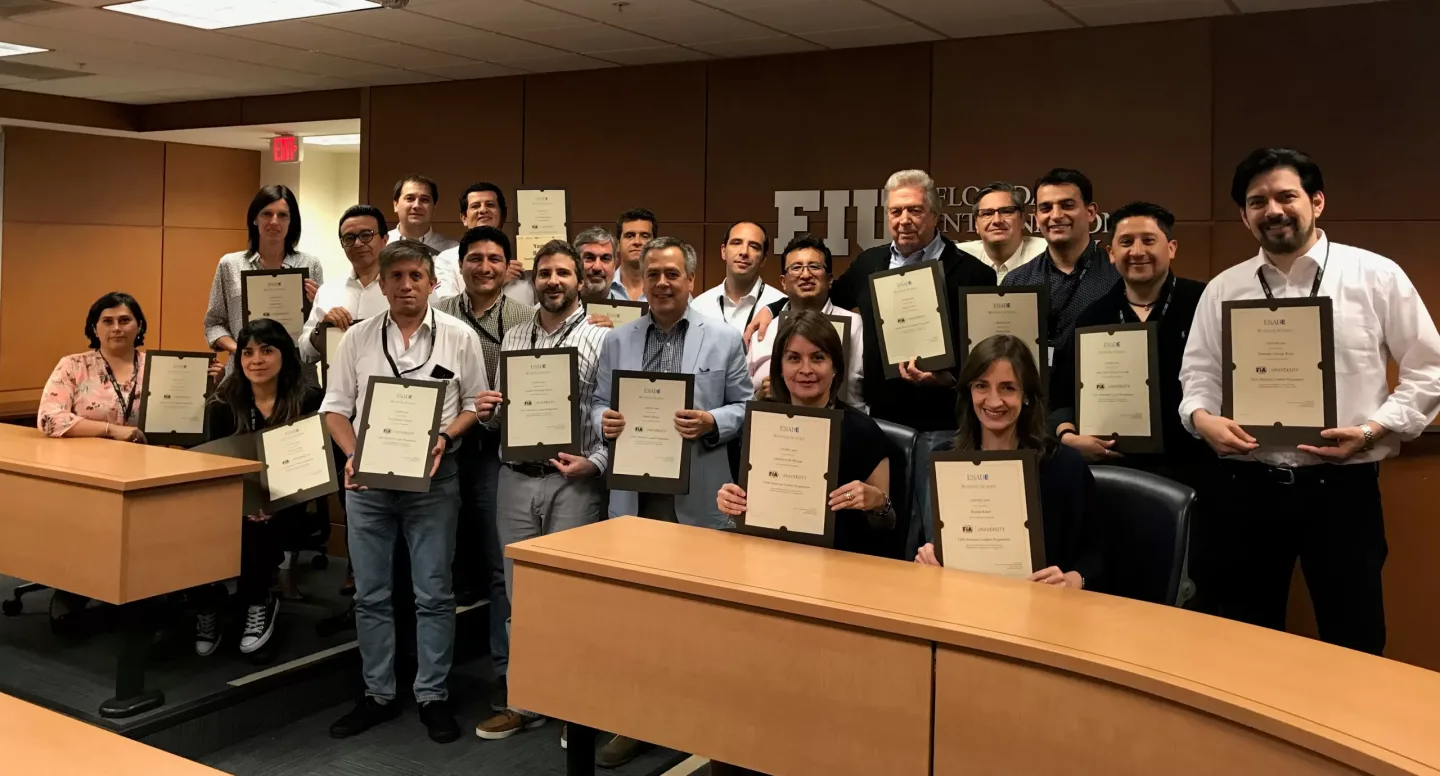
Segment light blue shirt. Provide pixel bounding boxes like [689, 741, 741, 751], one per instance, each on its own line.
[611, 269, 644, 301]
[888, 231, 946, 269]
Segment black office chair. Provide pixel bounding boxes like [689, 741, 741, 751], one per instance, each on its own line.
[872, 419, 917, 560]
[1090, 465, 1195, 606]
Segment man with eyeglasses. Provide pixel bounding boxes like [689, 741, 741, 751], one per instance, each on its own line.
[955, 181, 1047, 283]
[749, 234, 866, 411]
[301, 205, 397, 363]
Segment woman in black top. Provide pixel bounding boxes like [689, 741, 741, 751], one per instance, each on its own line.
[916, 334, 1105, 589]
[197, 318, 323, 657]
[716, 310, 899, 558]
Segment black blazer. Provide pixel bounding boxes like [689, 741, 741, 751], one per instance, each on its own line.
[824, 236, 997, 432]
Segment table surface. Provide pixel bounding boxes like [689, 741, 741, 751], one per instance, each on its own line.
[0, 423, 261, 491]
[509, 517, 1440, 776]
[0, 693, 225, 775]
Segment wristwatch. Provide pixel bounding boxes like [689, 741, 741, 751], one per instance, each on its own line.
[1359, 422, 1376, 452]
[438, 431, 454, 451]
[1058, 428, 1077, 440]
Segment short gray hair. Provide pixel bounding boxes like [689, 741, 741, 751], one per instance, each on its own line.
[378, 239, 435, 281]
[884, 169, 940, 213]
[640, 236, 697, 276]
[973, 181, 1025, 212]
[573, 226, 616, 254]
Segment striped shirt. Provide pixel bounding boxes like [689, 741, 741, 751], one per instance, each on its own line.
[497, 305, 611, 472]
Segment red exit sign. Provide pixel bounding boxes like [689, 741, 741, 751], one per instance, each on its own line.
[270, 135, 300, 164]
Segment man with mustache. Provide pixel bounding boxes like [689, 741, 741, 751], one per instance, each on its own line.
[1001, 168, 1120, 371]
[574, 226, 625, 303]
[1180, 148, 1440, 655]
[434, 226, 532, 699]
[433, 182, 532, 306]
[473, 239, 611, 741]
[693, 221, 786, 333]
[954, 181, 1047, 283]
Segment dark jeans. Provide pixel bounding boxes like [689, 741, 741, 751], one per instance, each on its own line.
[456, 429, 508, 675]
[1212, 460, 1387, 655]
[238, 515, 284, 604]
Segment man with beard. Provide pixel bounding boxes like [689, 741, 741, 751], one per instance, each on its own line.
[1180, 148, 1440, 655]
[434, 227, 532, 700]
[954, 181, 1047, 283]
[693, 221, 786, 332]
[574, 226, 623, 303]
[473, 239, 611, 741]
[433, 182, 531, 305]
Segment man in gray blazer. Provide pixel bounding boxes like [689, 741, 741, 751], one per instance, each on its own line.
[593, 236, 752, 529]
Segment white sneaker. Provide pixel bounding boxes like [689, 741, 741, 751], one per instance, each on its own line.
[239, 597, 278, 654]
[195, 610, 221, 656]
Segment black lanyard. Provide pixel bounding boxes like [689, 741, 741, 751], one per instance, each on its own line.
[530, 314, 584, 349]
[381, 309, 437, 378]
[720, 282, 764, 330]
[1258, 240, 1330, 300]
[102, 351, 138, 425]
[1045, 247, 1091, 335]
[463, 296, 506, 346]
[1119, 272, 1176, 323]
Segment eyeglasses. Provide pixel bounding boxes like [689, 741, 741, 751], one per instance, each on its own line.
[784, 262, 828, 277]
[340, 230, 378, 248]
[976, 206, 1021, 221]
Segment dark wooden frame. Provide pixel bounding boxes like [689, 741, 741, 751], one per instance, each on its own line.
[585, 299, 648, 328]
[733, 401, 843, 548]
[867, 260, 956, 379]
[498, 347, 583, 462]
[606, 370, 695, 495]
[137, 350, 213, 447]
[240, 267, 311, 339]
[1073, 322, 1165, 454]
[929, 449, 1046, 573]
[351, 376, 446, 493]
[258, 412, 340, 512]
[1221, 297, 1338, 447]
[956, 285, 1050, 386]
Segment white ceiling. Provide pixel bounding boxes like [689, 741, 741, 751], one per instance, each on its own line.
[0, 0, 1392, 105]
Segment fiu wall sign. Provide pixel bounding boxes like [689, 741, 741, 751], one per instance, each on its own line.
[774, 185, 1111, 257]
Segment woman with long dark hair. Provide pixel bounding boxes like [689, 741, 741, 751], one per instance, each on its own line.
[195, 318, 324, 656]
[915, 334, 1105, 590]
[716, 311, 899, 557]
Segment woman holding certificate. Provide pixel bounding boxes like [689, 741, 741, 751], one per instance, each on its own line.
[915, 334, 1105, 589]
[195, 319, 324, 657]
[716, 311, 899, 557]
[39, 292, 150, 442]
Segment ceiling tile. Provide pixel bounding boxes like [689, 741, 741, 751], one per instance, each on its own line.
[611, 7, 776, 44]
[591, 45, 712, 65]
[689, 35, 821, 57]
[305, 6, 473, 40]
[801, 22, 941, 48]
[513, 22, 661, 52]
[1061, 0, 1231, 25]
[219, 20, 382, 52]
[405, 0, 593, 31]
[325, 41, 477, 69]
[519, 0, 713, 20]
[713, 0, 906, 34]
[509, 52, 615, 73]
[416, 61, 525, 80]
[1232, 0, 1387, 9]
[419, 32, 563, 63]
[870, 0, 1078, 38]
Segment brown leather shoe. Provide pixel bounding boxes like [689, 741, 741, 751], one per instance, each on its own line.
[595, 734, 649, 768]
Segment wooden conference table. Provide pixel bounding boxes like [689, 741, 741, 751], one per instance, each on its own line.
[0, 424, 261, 717]
[0, 692, 224, 775]
[509, 517, 1440, 776]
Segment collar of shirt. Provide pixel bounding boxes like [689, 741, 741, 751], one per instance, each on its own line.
[611, 268, 645, 301]
[720, 275, 766, 307]
[1255, 230, 1330, 292]
[1045, 240, 1101, 276]
[534, 304, 587, 336]
[346, 268, 379, 290]
[244, 252, 298, 270]
[459, 291, 505, 322]
[780, 298, 837, 316]
[889, 231, 946, 268]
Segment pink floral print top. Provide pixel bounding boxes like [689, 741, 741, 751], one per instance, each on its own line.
[37, 350, 145, 438]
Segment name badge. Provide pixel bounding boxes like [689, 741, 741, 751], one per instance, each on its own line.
[1047, 346, 1055, 367]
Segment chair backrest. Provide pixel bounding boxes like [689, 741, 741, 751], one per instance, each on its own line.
[1090, 465, 1195, 606]
[871, 418, 918, 561]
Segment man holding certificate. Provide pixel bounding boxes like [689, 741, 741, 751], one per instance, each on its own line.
[320, 240, 491, 744]
[473, 240, 611, 741]
[1180, 148, 1440, 655]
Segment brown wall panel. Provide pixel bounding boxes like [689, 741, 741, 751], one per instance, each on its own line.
[0, 89, 138, 131]
[3, 128, 164, 227]
[1211, 0, 1440, 221]
[526, 64, 706, 224]
[365, 78, 525, 226]
[0, 224, 162, 391]
[932, 21, 1212, 221]
[163, 143, 261, 229]
[705, 45, 932, 226]
[160, 228, 247, 352]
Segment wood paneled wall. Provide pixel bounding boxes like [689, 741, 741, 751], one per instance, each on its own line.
[0, 127, 259, 406]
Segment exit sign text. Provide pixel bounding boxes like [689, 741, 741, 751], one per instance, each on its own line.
[271, 135, 300, 164]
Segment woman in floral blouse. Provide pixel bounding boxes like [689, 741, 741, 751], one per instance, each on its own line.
[38, 291, 150, 442]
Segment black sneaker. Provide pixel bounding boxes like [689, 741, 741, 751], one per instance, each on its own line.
[419, 699, 461, 743]
[329, 696, 399, 738]
[239, 596, 278, 654]
[490, 676, 507, 712]
[194, 608, 221, 657]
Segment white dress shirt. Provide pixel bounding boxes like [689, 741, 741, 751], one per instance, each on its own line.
[387, 227, 458, 256]
[320, 306, 488, 437]
[432, 245, 536, 307]
[955, 235, 1047, 284]
[298, 271, 393, 363]
[693, 276, 787, 332]
[1179, 231, 1440, 466]
[747, 299, 867, 413]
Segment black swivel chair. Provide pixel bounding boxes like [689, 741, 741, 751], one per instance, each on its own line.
[1090, 466, 1195, 606]
[872, 419, 918, 560]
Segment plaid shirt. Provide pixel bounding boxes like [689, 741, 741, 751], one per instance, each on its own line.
[435, 292, 531, 386]
[643, 317, 689, 372]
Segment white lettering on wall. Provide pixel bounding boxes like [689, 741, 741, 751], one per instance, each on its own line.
[774, 190, 820, 255]
[822, 189, 850, 256]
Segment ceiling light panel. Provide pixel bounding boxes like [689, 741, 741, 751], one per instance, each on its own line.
[0, 42, 48, 57]
[103, 0, 380, 30]
[302, 134, 360, 146]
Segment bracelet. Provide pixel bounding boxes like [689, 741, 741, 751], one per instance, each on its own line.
[1058, 428, 1077, 440]
[865, 493, 893, 516]
[1359, 422, 1376, 452]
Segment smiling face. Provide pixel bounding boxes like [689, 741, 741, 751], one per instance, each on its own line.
[535, 253, 581, 315]
[239, 336, 283, 386]
[781, 333, 835, 406]
[887, 186, 938, 255]
[460, 239, 507, 298]
[579, 239, 616, 298]
[1034, 183, 1096, 249]
[1240, 166, 1324, 257]
[969, 358, 1023, 438]
[642, 246, 693, 320]
[781, 247, 831, 304]
[95, 304, 139, 352]
[721, 222, 767, 287]
[394, 181, 434, 231]
[1108, 215, 1175, 286]
[462, 190, 502, 229]
[975, 189, 1024, 251]
[339, 214, 386, 268]
[380, 257, 435, 317]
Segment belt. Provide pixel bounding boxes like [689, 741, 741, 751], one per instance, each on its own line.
[504, 461, 560, 478]
[1222, 459, 1378, 487]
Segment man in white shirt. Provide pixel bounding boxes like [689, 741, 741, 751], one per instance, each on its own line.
[432, 182, 531, 305]
[954, 181, 1047, 283]
[748, 235, 865, 412]
[300, 205, 391, 364]
[388, 175, 460, 256]
[1179, 148, 1440, 656]
[321, 240, 492, 744]
[693, 221, 787, 334]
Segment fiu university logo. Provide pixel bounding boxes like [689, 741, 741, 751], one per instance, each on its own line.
[774, 185, 1112, 257]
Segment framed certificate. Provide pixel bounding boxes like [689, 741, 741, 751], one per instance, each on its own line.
[241, 268, 310, 339]
[316, 320, 359, 390]
[515, 188, 568, 271]
[258, 413, 339, 512]
[929, 450, 1045, 578]
[1222, 298, 1338, 447]
[868, 260, 955, 379]
[608, 370, 695, 495]
[499, 347, 582, 462]
[352, 376, 446, 493]
[138, 350, 213, 447]
[734, 402, 842, 548]
[188, 432, 265, 516]
[957, 286, 1048, 380]
[1074, 322, 1163, 454]
[587, 299, 648, 328]
[778, 310, 853, 364]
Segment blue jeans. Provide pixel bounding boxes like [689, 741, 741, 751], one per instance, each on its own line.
[458, 429, 509, 676]
[345, 453, 460, 703]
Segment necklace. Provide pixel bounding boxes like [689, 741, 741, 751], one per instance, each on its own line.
[1126, 297, 1157, 310]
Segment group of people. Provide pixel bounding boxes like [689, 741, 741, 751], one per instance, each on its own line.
[34, 147, 1440, 767]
